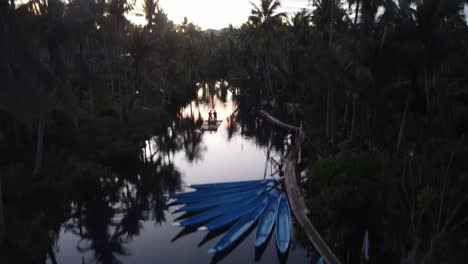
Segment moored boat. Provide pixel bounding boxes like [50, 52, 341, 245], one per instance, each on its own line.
[255, 189, 280, 247]
[276, 193, 292, 254]
[174, 187, 268, 213]
[173, 193, 261, 227]
[169, 180, 272, 199]
[189, 178, 275, 190]
[208, 190, 276, 254]
[198, 189, 272, 231]
[171, 184, 269, 205]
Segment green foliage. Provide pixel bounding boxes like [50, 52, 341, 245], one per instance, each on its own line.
[306, 151, 400, 261]
[1, 0, 468, 262]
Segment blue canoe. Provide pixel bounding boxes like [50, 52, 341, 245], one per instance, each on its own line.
[189, 179, 275, 190]
[175, 186, 270, 213]
[173, 193, 261, 227]
[171, 183, 271, 205]
[276, 194, 292, 254]
[255, 189, 280, 247]
[199, 189, 272, 231]
[169, 181, 272, 199]
[208, 190, 276, 254]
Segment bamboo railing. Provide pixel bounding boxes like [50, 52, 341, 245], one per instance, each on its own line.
[258, 110, 342, 264]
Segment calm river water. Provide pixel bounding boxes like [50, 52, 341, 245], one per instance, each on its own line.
[47, 84, 312, 264]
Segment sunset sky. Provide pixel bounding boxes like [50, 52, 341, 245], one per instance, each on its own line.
[128, 0, 311, 29]
[127, 1, 468, 30]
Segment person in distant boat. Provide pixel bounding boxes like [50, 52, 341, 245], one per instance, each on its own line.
[213, 110, 217, 121]
[208, 110, 213, 122]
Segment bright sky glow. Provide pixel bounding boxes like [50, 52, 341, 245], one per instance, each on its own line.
[128, 0, 311, 29]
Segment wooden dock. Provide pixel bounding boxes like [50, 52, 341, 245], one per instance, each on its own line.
[258, 110, 342, 264]
[200, 120, 222, 131]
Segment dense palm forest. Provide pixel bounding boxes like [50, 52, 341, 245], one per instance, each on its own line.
[1, 0, 468, 263]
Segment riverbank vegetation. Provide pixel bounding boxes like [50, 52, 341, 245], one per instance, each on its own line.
[1, 0, 468, 263]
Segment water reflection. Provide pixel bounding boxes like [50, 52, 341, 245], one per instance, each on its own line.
[61, 155, 182, 264]
[33, 80, 311, 264]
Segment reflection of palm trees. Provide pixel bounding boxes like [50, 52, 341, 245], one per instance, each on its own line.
[237, 101, 287, 151]
[64, 143, 183, 263]
[177, 116, 206, 163]
[197, 81, 225, 108]
[76, 194, 129, 264]
[117, 182, 145, 238]
[225, 108, 240, 140]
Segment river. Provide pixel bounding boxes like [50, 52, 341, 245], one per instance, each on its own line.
[47, 82, 312, 264]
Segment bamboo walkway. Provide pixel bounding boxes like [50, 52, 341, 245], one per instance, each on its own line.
[258, 110, 300, 132]
[258, 110, 342, 264]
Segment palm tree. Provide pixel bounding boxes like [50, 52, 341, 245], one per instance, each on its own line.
[249, 0, 285, 100]
[249, 0, 285, 28]
[143, 0, 159, 29]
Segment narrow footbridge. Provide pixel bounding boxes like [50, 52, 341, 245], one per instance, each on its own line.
[258, 110, 342, 264]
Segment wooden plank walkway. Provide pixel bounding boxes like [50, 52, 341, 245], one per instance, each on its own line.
[258, 110, 300, 131]
[259, 110, 342, 264]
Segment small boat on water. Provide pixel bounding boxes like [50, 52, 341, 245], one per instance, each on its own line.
[208, 190, 277, 254]
[173, 193, 261, 227]
[255, 189, 280, 247]
[168, 178, 294, 256]
[174, 187, 266, 213]
[276, 194, 292, 254]
[189, 179, 275, 190]
[170, 182, 269, 199]
[171, 184, 269, 205]
[199, 189, 272, 231]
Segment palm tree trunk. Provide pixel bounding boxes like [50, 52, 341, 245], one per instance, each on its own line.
[328, 0, 335, 46]
[343, 99, 349, 131]
[396, 95, 410, 154]
[48, 247, 58, 264]
[331, 86, 335, 144]
[424, 67, 430, 112]
[350, 94, 356, 141]
[89, 83, 95, 119]
[325, 87, 330, 138]
[354, 0, 360, 25]
[366, 104, 372, 148]
[33, 109, 45, 177]
[0, 177, 5, 246]
[119, 77, 124, 128]
[263, 54, 273, 101]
